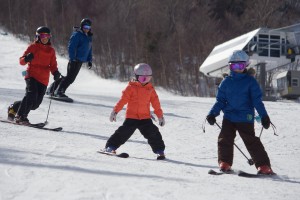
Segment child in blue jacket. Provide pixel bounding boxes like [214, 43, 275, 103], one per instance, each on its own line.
[206, 50, 274, 175]
[47, 18, 93, 98]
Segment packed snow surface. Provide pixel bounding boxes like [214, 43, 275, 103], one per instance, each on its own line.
[0, 32, 299, 200]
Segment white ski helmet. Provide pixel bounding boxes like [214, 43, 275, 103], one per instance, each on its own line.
[228, 50, 250, 64]
[134, 63, 152, 76]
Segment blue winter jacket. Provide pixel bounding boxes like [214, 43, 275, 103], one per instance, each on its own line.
[68, 27, 92, 62]
[208, 71, 268, 123]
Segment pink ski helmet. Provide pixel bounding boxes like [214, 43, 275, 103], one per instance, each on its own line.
[134, 63, 152, 84]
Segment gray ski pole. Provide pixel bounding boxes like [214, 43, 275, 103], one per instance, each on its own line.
[45, 81, 56, 125]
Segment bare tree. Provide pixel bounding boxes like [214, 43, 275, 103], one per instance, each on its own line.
[1, 0, 300, 96]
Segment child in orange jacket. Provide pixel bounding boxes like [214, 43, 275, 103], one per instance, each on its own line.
[7, 26, 61, 125]
[103, 63, 166, 159]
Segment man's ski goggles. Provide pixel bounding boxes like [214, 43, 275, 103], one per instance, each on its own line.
[138, 75, 152, 84]
[37, 33, 51, 39]
[82, 25, 91, 30]
[229, 62, 247, 71]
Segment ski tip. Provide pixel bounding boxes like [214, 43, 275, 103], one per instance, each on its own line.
[53, 127, 63, 131]
[97, 150, 129, 158]
[208, 168, 234, 175]
[117, 152, 129, 158]
[208, 169, 218, 175]
[238, 170, 276, 178]
[208, 169, 223, 175]
[157, 155, 166, 160]
[49, 96, 74, 103]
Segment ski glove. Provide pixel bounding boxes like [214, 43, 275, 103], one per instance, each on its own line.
[24, 53, 34, 63]
[53, 70, 61, 81]
[158, 117, 165, 127]
[261, 115, 271, 129]
[110, 111, 117, 122]
[206, 114, 216, 125]
[88, 62, 92, 69]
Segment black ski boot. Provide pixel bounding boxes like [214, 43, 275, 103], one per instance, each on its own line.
[15, 115, 30, 125]
[156, 150, 166, 160]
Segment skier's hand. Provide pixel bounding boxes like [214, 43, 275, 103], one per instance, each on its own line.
[158, 116, 165, 127]
[151, 114, 156, 121]
[110, 111, 117, 122]
[206, 114, 216, 125]
[261, 115, 271, 129]
[24, 53, 34, 63]
[53, 70, 61, 81]
[88, 61, 92, 69]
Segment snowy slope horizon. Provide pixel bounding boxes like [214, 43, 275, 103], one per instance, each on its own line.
[0, 30, 300, 200]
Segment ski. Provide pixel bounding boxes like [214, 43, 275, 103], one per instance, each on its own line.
[0, 119, 46, 127]
[208, 168, 276, 178]
[29, 123, 46, 128]
[47, 95, 74, 103]
[157, 155, 166, 160]
[238, 170, 276, 178]
[0, 119, 44, 127]
[0, 119, 62, 132]
[208, 169, 235, 175]
[30, 125, 63, 132]
[97, 150, 129, 158]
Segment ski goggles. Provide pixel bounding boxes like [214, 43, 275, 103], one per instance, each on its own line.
[138, 75, 152, 84]
[82, 25, 91, 30]
[229, 62, 247, 71]
[37, 33, 51, 39]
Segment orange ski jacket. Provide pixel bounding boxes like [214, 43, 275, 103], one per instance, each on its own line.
[114, 81, 163, 120]
[19, 42, 58, 86]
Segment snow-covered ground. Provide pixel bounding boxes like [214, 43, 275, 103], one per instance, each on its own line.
[0, 31, 300, 200]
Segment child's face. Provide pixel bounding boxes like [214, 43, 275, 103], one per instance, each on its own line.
[138, 75, 152, 84]
[233, 69, 245, 73]
[41, 37, 49, 44]
[39, 33, 51, 44]
[229, 62, 247, 73]
[82, 25, 91, 33]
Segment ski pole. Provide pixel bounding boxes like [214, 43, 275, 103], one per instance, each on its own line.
[259, 122, 278, 138]
[44, 81, 56, 125]
[45, 97, 52, 125]
[215, 122, 254, 166]
[259, 127, 264, 138]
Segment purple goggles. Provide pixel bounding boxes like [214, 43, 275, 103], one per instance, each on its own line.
[82, 25, 91, 30]
[229, 62, 247, 71]
[37, 33, 51, 39]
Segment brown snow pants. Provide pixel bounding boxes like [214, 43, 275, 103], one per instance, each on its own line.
[218, 119, 271, 168]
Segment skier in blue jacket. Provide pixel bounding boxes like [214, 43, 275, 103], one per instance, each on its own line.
[206, 50, 274, 175]
[53, 18, 93, 98]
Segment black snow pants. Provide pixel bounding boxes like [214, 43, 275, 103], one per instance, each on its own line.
[55, 60, 83, 94]
[46, 77, 63, 95]
[13, 78, 46, 118]
[218, 118, 271, 168]
[106, 118, 165, 153]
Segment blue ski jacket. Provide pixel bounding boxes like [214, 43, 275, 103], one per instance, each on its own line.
[68, 27, 92, 62]
[208, 70, 268, 123]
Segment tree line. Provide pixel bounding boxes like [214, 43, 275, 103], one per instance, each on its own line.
[0, 0, 299, 96]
